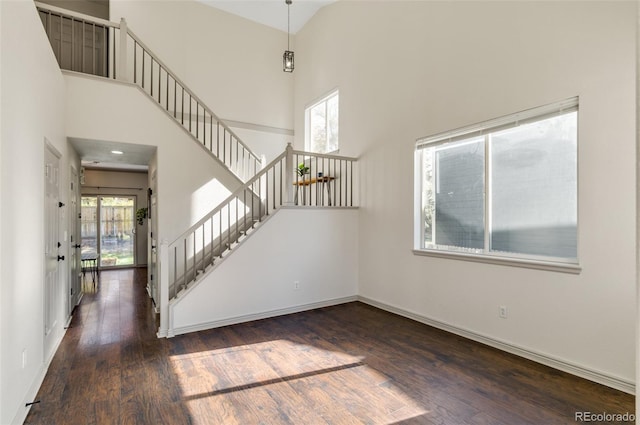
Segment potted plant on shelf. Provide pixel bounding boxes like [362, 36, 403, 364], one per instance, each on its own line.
[297, 162, 310, 177]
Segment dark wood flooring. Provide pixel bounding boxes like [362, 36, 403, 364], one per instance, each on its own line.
[25, 269, 634, 424]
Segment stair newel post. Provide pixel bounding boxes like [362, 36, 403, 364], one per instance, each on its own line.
[157, 240, 170, 338]
[285, 143, 294, 206]
[117, 18, 129, 82]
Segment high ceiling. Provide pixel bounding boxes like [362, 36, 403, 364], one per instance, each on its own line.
[73, 0, 334, 172]
[197, 0, 335, 34]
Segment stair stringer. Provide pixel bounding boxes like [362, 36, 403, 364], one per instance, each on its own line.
[169, 202, 278, 307]
[169, 195, 268, 297]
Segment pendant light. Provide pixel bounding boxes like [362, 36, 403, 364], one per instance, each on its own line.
[283, 0, 294, 72]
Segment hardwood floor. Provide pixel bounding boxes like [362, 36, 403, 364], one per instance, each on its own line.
[25, 269, 633, 424]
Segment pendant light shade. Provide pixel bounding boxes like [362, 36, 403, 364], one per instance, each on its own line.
[283, 0, 294, 72]
[283, 50, 294, 73]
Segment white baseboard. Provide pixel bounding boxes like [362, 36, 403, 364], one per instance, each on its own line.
[12, 324, 70, 425]
[358, 296, 635, 395]
[168, 296, 358, 337]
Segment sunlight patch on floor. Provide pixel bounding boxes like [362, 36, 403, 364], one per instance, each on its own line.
[170, 339, 429, 423]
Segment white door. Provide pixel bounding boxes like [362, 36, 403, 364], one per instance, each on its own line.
[44, 145, 61, 357]
[149, 193, 158, 309]
[68, 166, 80, 314]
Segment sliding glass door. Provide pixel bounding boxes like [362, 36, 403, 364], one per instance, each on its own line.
[81, 196, 136, 267]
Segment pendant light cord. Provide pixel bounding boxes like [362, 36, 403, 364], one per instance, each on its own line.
[287, 2, 290, 50]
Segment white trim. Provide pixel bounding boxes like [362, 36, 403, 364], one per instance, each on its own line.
[416, 96, 579, 148]
[413, 249, 581, 274]
[13, 326, 70, 425]
[358, 296, 634, 395]
[168, 296, 358, 337]
[45, 138, 62, 159]
[223, 119, 293, 136]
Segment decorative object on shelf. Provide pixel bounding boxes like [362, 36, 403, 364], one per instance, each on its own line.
[297, 162, 310, 177]
[136, 207, 148, 226]
[283, 0, 294, 72]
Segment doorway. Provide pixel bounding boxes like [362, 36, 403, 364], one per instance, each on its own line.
[81, 196, 136, 268]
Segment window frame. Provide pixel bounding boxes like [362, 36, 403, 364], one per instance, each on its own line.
[413, 98, 581, 274]
[305, 89, 339, 154]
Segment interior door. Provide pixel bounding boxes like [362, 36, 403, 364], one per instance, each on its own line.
[44, 144, 61, 358]
[68, 166, 80, 314]
[149, 193, 158, 309]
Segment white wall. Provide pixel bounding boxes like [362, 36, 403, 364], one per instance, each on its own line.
[0, 1, 75, 423]
[65, 74, 244, 245]
[110, 0, 294, 131]
[295, 1, 636, 389]
[229, 124, 291, 164]
[170, 208, 359, 335]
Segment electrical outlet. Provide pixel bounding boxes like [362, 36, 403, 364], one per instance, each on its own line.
[499, 305, 508, 319]
[293, 281, 300, 290]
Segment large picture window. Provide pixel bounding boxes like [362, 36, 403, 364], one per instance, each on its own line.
[305, 90, 339, 154]
[415, 98, 578, 269]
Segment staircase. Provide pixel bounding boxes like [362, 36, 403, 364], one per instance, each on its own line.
[166, 144, 358, 301]
[37, 2, 359, 336]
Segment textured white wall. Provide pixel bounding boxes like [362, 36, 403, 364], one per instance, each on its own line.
[171, 208, 359, 334]
[295, 1, 637, 387]
[230, 125, 292, 164]
[0, 1, 73, 423]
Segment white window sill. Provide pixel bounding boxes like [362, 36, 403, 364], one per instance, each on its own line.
[412, 249, 581, 274]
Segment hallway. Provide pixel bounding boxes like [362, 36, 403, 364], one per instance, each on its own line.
[25, 269, 634, 424]
[25, 269, 163, 424]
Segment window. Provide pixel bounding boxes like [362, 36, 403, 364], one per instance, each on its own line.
[415, 98, 578, 270]
[305, 90, 339, 154]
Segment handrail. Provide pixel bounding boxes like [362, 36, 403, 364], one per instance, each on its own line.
[291, 149, 358, 162]
[34, 1, 119, 28]
[125, 28, 260, 167]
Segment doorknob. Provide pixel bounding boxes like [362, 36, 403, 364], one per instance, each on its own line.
[57, 255, 65, 261]
[74, 244, 81, 249]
